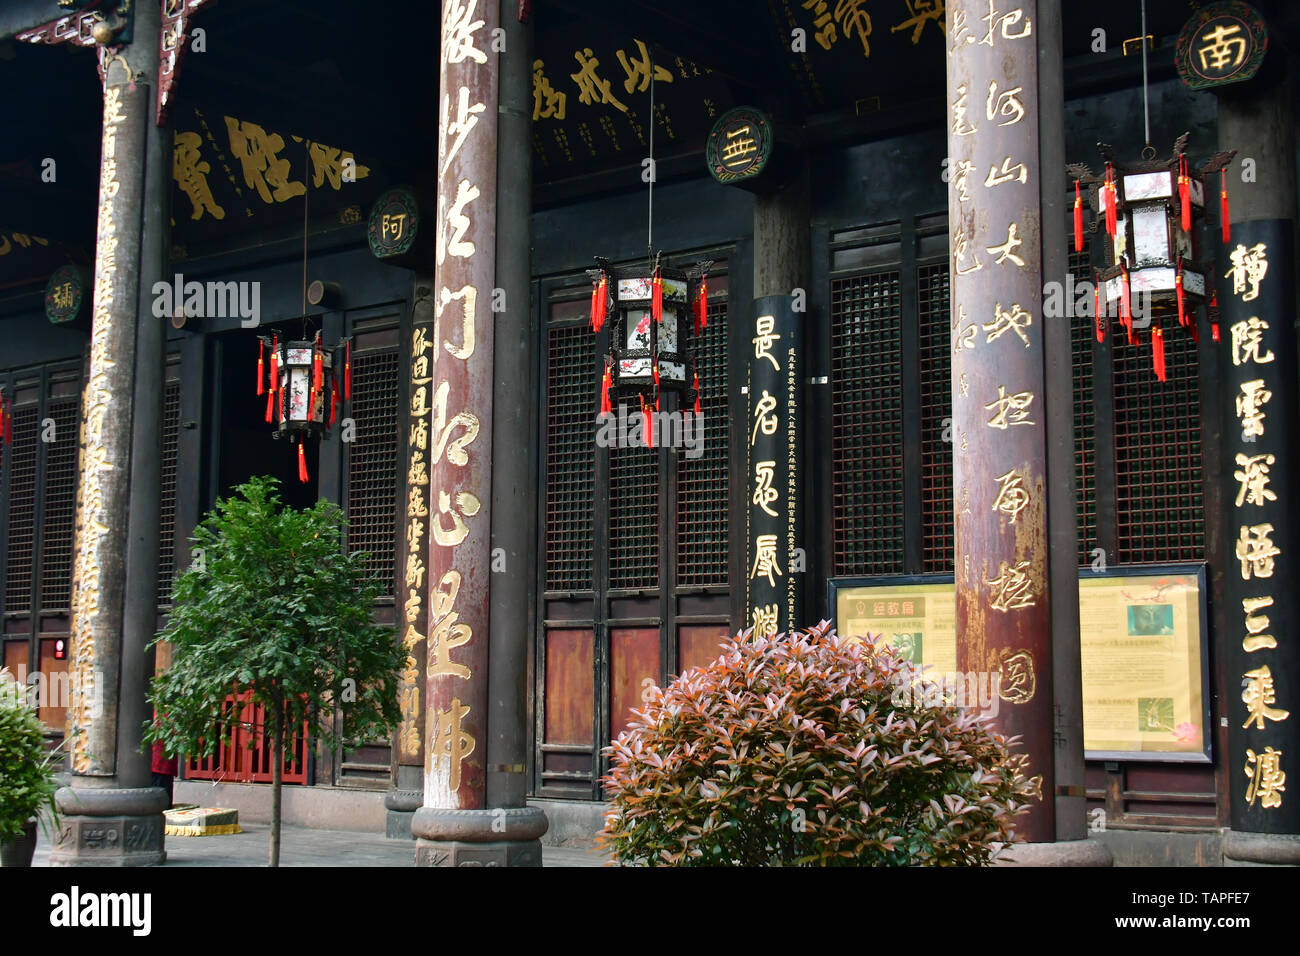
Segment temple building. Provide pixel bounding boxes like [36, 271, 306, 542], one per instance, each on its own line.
[0, 0, 1296, 866]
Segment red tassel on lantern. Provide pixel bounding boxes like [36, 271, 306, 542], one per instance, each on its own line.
[591, 274, 608, 333]
[1210, 290, 1220, 342]
[693, 370, 702, 417]
[1220, 168, 1231, 244]
[694, 276, 708, 335]
[344, 338, 352, 400]
[1178, 155, 1192, 232]
[311, 333, 323, 412]
[264, 387, 274, 424]
[651, 272, 663, 324]
[1212, 321, 1221, 343]
[298, 441, 309, 483]
[257, 339, 265, 396]
[1152, 323, 1166, 383]
[1175, 266, 1186, 328]
[1073, 181, 1084, 253]
[599, 361, 612, 416]
[1120, 262, 1134, 345]
[1189, 317, 1200, 344]
[641, 397, 654, 449]
[330, 374, 339, 426]
[1103, 163, 1117, 237]
[269, 334, 279, 390]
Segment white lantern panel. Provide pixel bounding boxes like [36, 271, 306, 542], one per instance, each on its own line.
[619, 358, 652, 377]
[1183, 270, 1205, 296]
[1131, 266, 1176, 293]
[658, 360, 686, 383]
[627, 311, 652, 350]
[618, 278, 652, 300]
[659, 310, 678, 352]
[286, 347, 312, 365]
[1124, 171, 1172, 201]
[1132, 206, 1169, 265]
[288, 367, 311, 420]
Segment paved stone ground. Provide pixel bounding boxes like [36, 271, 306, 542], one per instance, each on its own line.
[31, 824, 608, 868]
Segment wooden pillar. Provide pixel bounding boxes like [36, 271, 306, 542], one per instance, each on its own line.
[51, 0, 170, 866]
[946, 0, 1056, 843]
[411, 0, 545, 867]
[745, 160, 809, 638]
[1217, 69, 1300, 866]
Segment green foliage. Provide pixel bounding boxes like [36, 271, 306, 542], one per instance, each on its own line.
[0, 679, 60, 842]
[143, 475, 404, 761]
[599, 622, 1037, 866]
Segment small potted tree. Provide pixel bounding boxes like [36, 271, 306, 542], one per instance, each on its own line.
[0, 675, 60, 867]
[144, 476, 405, 867]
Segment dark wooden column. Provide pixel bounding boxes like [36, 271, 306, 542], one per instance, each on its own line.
[946, 0, 1055, 843]
[51, 0, 170, 866]
[1217, 69, 1300, 866]
[745, 160, 809, 638]
[412, 0, 546, 867]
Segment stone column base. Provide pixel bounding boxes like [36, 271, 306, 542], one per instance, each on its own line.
[412, 805, 548, 867]
[992, 838, 1114, 867]
[1222, 829, 1300, 866]
[384, 788, 423, 840]
[48, 786, 169, 867]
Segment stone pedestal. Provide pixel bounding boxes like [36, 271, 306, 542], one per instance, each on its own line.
[1222, 829, 1300, 867]
[992, 838, 1113, 867]
[48, 786, 169, 867]
[412, 806, 547, 867]
[385, 772, 422, 839]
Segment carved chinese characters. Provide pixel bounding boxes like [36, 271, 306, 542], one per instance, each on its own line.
[946, 0, 1053, 838]
[422, 0, 499, 811]
[1218, 225, 1297, 829]
[746, 301, 802, 640]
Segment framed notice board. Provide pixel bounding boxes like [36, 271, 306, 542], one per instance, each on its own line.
[828, 564, 1211, 763]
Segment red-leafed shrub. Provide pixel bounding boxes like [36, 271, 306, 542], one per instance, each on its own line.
[599, 622, 1038, 866]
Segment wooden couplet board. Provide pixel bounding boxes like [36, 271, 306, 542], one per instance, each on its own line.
[745, 294, 803, 639]
[1219, 220, 1299, 834]
[67, 75, 151, 777]
[945, 0, 1054, 839]
[422, 0, 500, 811]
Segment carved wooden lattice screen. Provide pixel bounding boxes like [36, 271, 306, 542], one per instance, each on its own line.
[347, 346, 401, 599]
[4, 404, 38, 613]
[677, 293, 729, 587]
[37, 396, 78, 611]
[830, 270, 905, 575]
[157, 377, 182, 605]
[545, 322, 595, 592]
[918, 262, 952, 573]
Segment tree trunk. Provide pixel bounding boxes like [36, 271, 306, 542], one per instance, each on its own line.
[270, 699, 283, 868]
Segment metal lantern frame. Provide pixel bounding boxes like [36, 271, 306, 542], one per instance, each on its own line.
[590, 255, 711, 413]
[256, 328, 352, 481]
[1070, 133, 1235, 376]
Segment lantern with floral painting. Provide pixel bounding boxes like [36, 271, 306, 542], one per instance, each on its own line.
[1069, 133, 1235, 380]
[255, 331, 352, 482]
[589, 255, 710, 446]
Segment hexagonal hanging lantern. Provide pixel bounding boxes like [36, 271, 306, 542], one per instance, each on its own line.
[255, 330, 351, 481]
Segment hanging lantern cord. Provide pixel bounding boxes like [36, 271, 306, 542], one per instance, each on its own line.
[647, 50, 655, 260]
[1140, 0, 1154, 159]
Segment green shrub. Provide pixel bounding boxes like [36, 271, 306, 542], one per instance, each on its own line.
[599, 622, 1037, 866]
[0, 677, 60, 842]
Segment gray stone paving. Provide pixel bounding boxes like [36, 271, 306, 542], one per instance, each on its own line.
[29, 823, 608, 868]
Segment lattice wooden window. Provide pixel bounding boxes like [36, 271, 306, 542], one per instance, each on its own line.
[609, 442, 658, 589]
[545, 322, 595, 592]
[38, 397, 79, 611]
[918, 263, 952, 573]
[831, 270, 904, 576]
[346, 348, 401, 599]
[4, 405, 39, 613]
[157, 378, 182, 605]
[677, 289, 728, 587]
[1113, 328, 1204, 563]
[1069, 245, 1098, 566]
